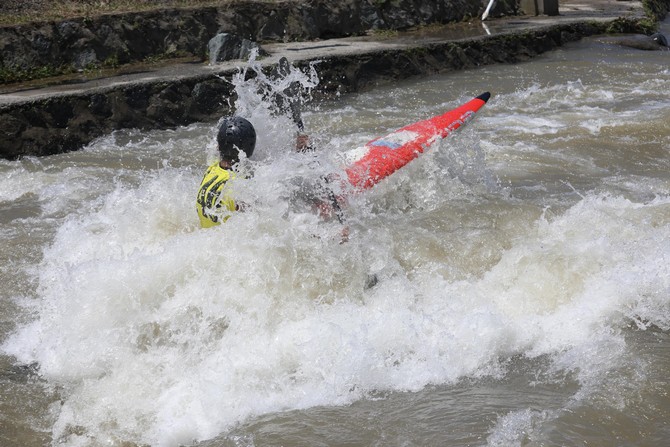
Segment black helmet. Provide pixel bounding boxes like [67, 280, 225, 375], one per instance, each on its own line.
[217, 116, 256, 161]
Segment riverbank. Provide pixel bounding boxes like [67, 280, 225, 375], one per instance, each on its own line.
[0, 0, 666, 160]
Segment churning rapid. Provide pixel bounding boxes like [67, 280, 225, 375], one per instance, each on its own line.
[1, 28, 669, 447]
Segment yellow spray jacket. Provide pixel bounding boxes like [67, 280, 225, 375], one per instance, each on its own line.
[196, 163, 237, 228]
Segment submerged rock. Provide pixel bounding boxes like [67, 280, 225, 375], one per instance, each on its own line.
[603, 32, 669, 50]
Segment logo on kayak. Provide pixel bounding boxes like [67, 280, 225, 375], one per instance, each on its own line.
[446, 110, 476, 132]
[370, 130, 419, 150]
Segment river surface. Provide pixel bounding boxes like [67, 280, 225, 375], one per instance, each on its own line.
[1, 23, 669, 447]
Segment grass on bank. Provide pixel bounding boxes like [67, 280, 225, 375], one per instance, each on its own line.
[0, 0, 269, 26]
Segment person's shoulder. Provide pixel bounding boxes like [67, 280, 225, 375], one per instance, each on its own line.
[204, 162, 225, 174]
[208, 162, 237, 179]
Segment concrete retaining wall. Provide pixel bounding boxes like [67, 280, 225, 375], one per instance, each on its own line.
[0, 0, 518, 83]
[0, 20, 634, 160]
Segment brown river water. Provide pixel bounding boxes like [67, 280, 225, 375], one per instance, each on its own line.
[1, 20, 669, 447]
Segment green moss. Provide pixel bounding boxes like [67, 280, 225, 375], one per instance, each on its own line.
[605, 17, 657, 34]
[103, 54, 120, 69]
[0, 55, 115, 84]
[369, 28, 399, 38]
[637, 18, 660, 33]
[0, 64, 74, 84]
[405, 46, 429, 57]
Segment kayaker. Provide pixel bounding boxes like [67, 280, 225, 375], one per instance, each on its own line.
[196, 116, 311, 228]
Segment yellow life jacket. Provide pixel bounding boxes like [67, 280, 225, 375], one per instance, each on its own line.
[196, 162, 237, 228]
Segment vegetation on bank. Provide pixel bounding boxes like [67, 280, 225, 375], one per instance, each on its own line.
[0, 0, 238, 25]
[643, 0, 670, 20]
[605, 16, 658, 35]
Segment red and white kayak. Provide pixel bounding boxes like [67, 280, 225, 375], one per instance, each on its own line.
[341, 92, 491, 191]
